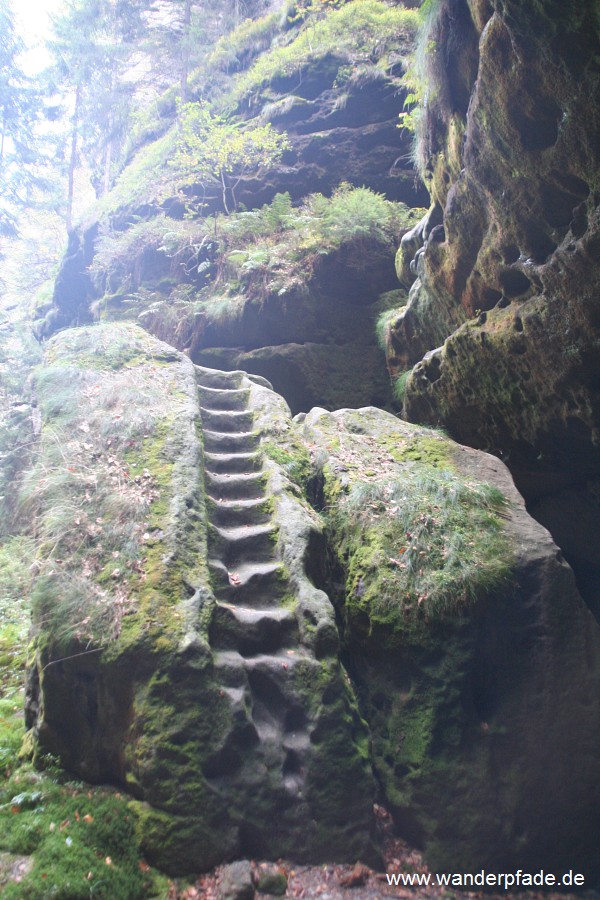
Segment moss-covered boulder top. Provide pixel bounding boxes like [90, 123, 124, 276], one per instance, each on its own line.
[24, 323, 378, 875]
[25, 322, 207, 663]
[297, 405, 600, 877]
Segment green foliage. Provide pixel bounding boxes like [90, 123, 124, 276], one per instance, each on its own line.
[169, 101, 290, 213]
[18, 329, 184, 653]
[207, 11, 282, 73]
[92, 133, 176, 221]
[329, 464, 513, 628]
[89, 217, 176, 294]
[375, 307, 399, 352]
[397, 0, 442, 161]
[219, 184, 419, 293]
[94, 103, 290, 219]
[0, 321, 42, 536]
[0, 536, 33, 698]
[0, 0, 47, 239]
[393, 369, 412, 404]
[228, 0, 419, 105]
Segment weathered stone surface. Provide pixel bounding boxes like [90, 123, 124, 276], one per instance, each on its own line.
[138, 238, 400, 414]
[299, 406, 600, 878]
[219, 860, 254, 900]
[378, 0, 600, 615]
[25, 324, 376, 874]
[255, 864, 287, 896]
[235, 68, 429, 211]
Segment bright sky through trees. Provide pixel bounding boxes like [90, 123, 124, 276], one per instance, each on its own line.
[14, 0, 62, 70]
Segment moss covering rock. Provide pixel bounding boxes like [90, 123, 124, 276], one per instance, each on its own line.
[298, 405, 600, 878]
[24, 324, 376, 875]
[382, 0, 600, 609]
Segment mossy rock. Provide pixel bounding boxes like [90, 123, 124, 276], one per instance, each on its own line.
[299, 405, 600, 878]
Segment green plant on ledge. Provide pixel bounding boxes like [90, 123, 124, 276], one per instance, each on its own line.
[168, 101, 290, 214]
[328, 467, 513, 632]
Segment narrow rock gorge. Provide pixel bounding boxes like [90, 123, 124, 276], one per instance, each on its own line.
[2, 0, 600, 893]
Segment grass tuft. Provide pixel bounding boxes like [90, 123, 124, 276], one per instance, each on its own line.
[328, 466, 513, 629]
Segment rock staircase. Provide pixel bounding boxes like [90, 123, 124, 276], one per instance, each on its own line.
[196, 366, 312, 830]
[194, 365, 374, 862]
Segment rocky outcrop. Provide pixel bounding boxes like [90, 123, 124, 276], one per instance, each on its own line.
[234, 63, 428, 211]
[24, 323, 376, 874]
[379, 0, 600, 614]
[22, 323, 600, 879]
[299, 405, 600, 878]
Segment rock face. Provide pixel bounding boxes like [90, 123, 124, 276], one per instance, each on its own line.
[381, 0, 600, 613]
[23, 324, 600, 878]
[24, 323, 376, 874]
[35, 1, 426, 414]
[298, 406, 600, 878]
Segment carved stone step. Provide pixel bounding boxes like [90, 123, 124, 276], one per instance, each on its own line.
[196, 367, 242, 390]
[208, 521, 277, 566]
[208, 559, 287, 605]
[210, 603, 299, 656]
[207, 496, 272, 528]
[204, 451, 262, 474]
[203, 430, 260, 453]
[198, 385, 250, 411]
[200, 408, 254, 433]
[206, 471, 266, 500]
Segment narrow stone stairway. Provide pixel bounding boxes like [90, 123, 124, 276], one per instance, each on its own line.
[198, 371, 299, 656]
[193, 365, 375, 861]
[196, 366, 310, 812]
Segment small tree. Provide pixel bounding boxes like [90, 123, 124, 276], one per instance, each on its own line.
[169, 101, 290, 213]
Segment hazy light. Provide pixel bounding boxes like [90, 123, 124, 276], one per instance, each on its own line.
[15, 0, 64, 73]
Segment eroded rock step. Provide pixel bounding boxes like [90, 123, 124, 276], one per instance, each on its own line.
[205, 470, 266, 501]
[204, 450, 262, 474]
[197, 367, 309, 802]
[208, 559, 287, 606]
[210, 603, 299, 656]
[208, 521, 277, 567]
[203, 430, 260, 453]
[198, 385, 250, 411]
[207, 497, 272, 529]
[212, 650, 313, 791]
[201, 408, 254, 433]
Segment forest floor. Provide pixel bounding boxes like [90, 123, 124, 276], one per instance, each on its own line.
[172, 806, 592, 900]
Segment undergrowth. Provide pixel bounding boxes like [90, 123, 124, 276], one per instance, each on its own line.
[0, 751, 168, 898]
[0, 533, 168, 897]
[92, 186, 422, 319]
[392, 369, 412, 405]
[227, 0, 419, 107]
[18, 330, 180, 654]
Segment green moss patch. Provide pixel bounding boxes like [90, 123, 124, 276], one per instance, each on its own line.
[304, 408, 514, 638]
[0, 758, 168, 898]
[22, 325, 205, 657]
[227, 1, 419, 106]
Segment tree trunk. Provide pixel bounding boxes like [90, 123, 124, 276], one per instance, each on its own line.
[66, 84, 81, 233]
[180, 0, 192, 103]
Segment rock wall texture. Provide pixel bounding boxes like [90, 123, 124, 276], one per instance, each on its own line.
[23, 325, 600, 879]
[24, 324, 376, 874]
[299, 406, 600, 877]
[385, 0, 600, 613]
